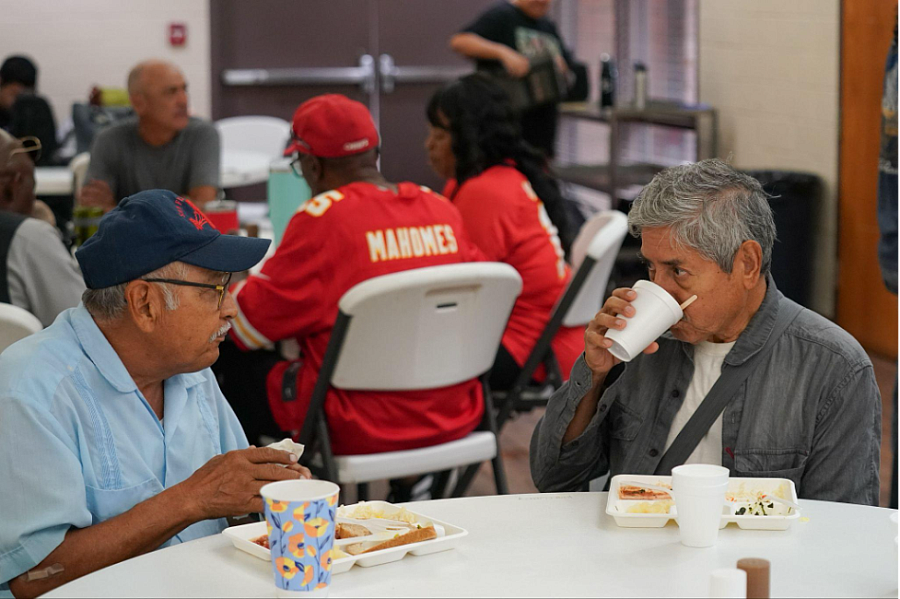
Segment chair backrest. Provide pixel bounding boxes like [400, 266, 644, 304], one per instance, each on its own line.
[562, 210, 629, 327]
[69, 152, 91, 194]
[327, 263, 522, 391]
[215, 116, 291, 159]
[0, 303, 42, 353]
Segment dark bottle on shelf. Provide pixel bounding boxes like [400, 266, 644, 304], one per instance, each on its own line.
[600, 53, 616, 109]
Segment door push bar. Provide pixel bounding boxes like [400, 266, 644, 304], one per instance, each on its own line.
[222, 54, 471, 94]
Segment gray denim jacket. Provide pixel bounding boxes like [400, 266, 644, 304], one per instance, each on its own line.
[530, 277, 882, 505]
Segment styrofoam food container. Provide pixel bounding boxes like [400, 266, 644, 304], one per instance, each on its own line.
[604, 280, 684, 362]
[606, 474, 801, 531]
[223, 500, 467, 573]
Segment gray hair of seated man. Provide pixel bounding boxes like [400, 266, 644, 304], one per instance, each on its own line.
[82, 261, 187, 321]
[627, 158, 776, 275]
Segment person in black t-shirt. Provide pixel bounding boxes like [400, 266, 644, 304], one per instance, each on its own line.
[0, 56, 58, 166]
[450, 0, 574, 157]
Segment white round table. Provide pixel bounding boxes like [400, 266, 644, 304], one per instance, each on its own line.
[34, 166, 74, 196]
[43, 493, 898, 598]
[221, 151, 273, 188]
[35, 152, 272, 196]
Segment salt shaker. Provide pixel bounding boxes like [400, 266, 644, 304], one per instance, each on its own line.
[709, 568, 747, 598]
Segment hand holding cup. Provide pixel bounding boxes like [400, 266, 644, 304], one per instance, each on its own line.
[179, 447, 312, 521]
[584, 287, 661, 376]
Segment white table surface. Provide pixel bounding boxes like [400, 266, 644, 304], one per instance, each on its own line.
[36, 152, 273, 197]
[43, 492, 898, 598]
[221, 150, 273, 189]
[34, 166, 73, 196]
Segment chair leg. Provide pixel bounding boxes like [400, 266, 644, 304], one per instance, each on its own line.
[316, 418, 339, 483]
[356, 482, 369, 501]
[450, 463, 482, 498]
[491, 453, 509, 495]
[431, 469, 452, 499]
[495, 388, 520, 431]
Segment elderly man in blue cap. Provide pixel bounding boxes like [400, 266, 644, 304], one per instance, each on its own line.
[0, 190, 311, 598]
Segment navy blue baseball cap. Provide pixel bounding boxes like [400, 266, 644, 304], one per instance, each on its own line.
[76, 190, 271, 289]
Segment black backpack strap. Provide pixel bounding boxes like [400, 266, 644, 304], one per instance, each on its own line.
[653, 301, 803, 475]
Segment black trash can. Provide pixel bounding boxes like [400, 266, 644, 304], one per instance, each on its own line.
[744, 170, 822, 308]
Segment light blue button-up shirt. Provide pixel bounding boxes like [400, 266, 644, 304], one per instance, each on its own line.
[0, 305, 248, 592]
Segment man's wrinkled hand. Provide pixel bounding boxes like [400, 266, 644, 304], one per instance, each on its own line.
[584, 287, 659, 378]
[179, 447, 312, 521]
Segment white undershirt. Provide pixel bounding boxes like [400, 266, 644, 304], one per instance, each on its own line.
[663, 340, 736, 466]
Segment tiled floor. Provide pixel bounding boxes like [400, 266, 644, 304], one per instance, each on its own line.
[466, 352, 898, 507]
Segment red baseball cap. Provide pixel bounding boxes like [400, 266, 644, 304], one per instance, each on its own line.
[284, 94, 380, 158]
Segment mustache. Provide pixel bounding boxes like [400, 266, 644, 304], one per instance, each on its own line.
[209, 322, 232, 343]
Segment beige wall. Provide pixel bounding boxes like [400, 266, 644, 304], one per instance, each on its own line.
[699, 0, 840, 317]
[1, 0, 211, 122]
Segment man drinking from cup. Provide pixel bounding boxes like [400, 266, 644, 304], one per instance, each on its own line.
[0, 190, 311, 597]
[531, 159, 881, 506]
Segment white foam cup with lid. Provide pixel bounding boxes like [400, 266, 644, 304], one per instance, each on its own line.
[604, 280, 684, 362]
[671, 464, 730, 548]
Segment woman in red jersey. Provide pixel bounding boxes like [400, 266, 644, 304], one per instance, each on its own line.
[425, 74, 584, 390]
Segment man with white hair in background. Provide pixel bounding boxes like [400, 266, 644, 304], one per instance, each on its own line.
[0, 190, 310, 597]
[531, 159, 882, 506]
[79, 60, 220, 211]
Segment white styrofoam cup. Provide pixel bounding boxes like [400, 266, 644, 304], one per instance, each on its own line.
[672, 464, 730, 548]
[604, 280, 683, 362]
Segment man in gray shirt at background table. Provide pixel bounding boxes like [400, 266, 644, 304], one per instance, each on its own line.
[79, 59, 219, 211]
[530, 159, 881, 506]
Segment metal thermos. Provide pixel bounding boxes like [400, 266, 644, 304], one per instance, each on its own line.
[600, 54, 616, 109]
[634, 62, 648, 110]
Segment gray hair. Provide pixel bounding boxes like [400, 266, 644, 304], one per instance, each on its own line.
[627, 159, 776, 274]
[82, 262, 187, 321]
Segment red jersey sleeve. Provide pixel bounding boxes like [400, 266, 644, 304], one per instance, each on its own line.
[229, 208, 338, 350]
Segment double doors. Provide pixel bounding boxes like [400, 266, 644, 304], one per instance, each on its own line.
[210, 0, 493, 190]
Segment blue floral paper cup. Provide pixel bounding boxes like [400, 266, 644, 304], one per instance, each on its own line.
[261, 480, 340, 597]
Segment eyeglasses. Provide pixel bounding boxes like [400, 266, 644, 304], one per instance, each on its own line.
[289, 154, 303, 178]
[143, 272, 233, 310]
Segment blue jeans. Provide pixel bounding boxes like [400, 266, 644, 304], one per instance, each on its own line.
[891, 379, 897, 509]
[882, 270, 900, 510]
[883, 270, 900, 510]
[878, 43, 900, 509]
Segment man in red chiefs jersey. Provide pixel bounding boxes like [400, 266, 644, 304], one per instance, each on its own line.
[214, 94, 486, 463]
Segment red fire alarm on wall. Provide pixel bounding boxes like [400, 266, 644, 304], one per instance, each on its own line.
[169, 23, 187, 47]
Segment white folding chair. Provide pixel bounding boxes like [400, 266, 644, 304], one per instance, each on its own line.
[296, 263, 522, 498]
[215, 116, 291, 159]
[69, 152, 90, 196]
[495, 210, 629, 429]
[0, 303, 43, 353]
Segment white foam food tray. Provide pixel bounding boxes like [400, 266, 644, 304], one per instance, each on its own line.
[606, 474, 801, 531]
[223, 500, 467, 574]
